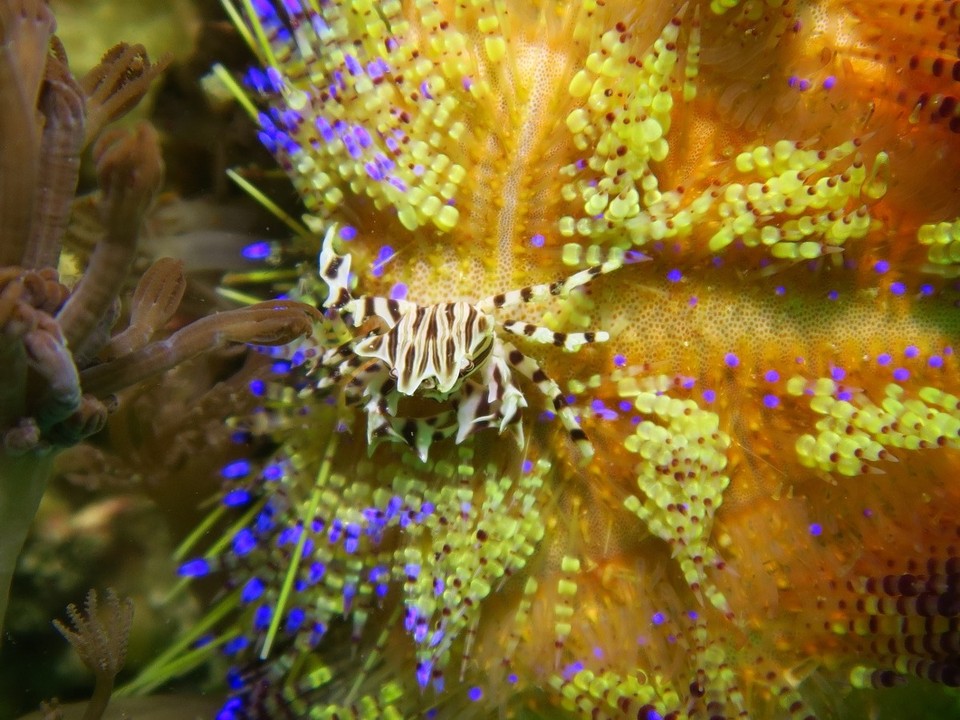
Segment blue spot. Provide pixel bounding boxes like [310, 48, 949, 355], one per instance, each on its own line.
[316, 116, 335, 143]
[265, 66, 283, 91]
[371, 246, 395, 278]
[257, 130, 277, 153]
[889, 281, 906, 296]
[254, 605, 273, 630]
[507, 673, 518, 684]
[221, 460, 251, 479]
[218, 696, 243, 718]
[873, 260, 890, 274]
[775, 285, 786, 296]
[390, 283, 408, 300]
[652, 612, 665, 626]
[724, 353, 739, 368]
[877, 353, 892, 366]
[363, 62, 382, 81]
[893, 367, 910, 381]
[178, 558, 211, 577]
[230, 430, 252, 445]
[233, 528, 257, 556]
[271, 360, 292, 375]
[226, 668, 245, 691]
[223, 489, 252, 508]
[343, 134, 361, 158]
[326, 519, 342, 544]
[702, 389, 716, 404]
[809, 523, 823, 537]
[286, 607, 306, 633]
[763, 394, 779, 409]
[249, 379, 266, 396]
[279, 525, 303, 547]
[613, 353, 627, 367]
[262, 464, 283, 481]
[241, 577, 265, 603]
[920, 283, 935, 296]
[666, 268, 682, 283]
[223, 636, 249, 655]
[904, 345, 920, 359]
[830, 366, 846, 381]
[823, 75, 836, 90]
[521, 459, 533, 473]
[764, 369, 780, 383]
[531, 233, 545, 247]
[827, 290, 839, 301]
[344, 524, 361, 554]
[929, 355, 944, 368]
[416, 661, 431, 688]
[309, 562, 326, 584]
[468, 686, 483, 702]
[837, 390, 853, 402]
[344, 54, 362, 75]
[243, 67, 268, 93]
[242, 241, 271, 260]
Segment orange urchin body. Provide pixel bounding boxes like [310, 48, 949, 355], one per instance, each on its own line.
[178, 1, 960, 718]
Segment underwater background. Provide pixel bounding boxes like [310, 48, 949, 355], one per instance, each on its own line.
[2, 0, 960, 719]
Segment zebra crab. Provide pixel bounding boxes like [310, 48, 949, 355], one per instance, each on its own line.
[311, 226, 635, 463]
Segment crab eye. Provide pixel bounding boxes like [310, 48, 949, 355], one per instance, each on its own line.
[459, 359, 475, 376]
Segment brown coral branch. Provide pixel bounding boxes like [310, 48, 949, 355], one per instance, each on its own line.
[53, 588, 134, 720]
[22, 320, 82, 431]
[46, 394, 109, 447]
[56, 123, 164, 358]
[0, 0, 56, 265]
[79, 300, 320, 397]
[80, 43, 170, 146]
[22, 42, 86, 270]
[100, 257, 187, 360]
[0, 0, 56, 110]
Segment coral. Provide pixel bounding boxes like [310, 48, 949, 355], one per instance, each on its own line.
[146, 0, 960, 719]
[0, 0, 319, 646]
[53, 588, 134, 720]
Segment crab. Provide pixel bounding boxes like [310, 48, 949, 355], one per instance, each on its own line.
[311, 225, 633, 463]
